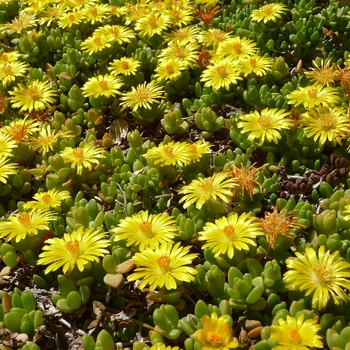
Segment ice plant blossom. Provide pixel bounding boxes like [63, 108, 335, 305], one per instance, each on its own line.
[284, 245, 350, 310]
[24, 189, 71, 212]
[250, 3, 288, 23]
[38, 227, 110, 274]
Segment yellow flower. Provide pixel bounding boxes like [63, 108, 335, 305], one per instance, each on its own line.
[24, 189, 71, 212]
[108, 57, 141, 76]
[120, 81, 164, 111]
[287, 84, 340, 109]
[0, 118, 40, 143]
[270, 314, 323, 350]
[284, 245, 350, 310]
[135, 13, 171, 37]
[0, 134, 18, 158]
[128, 241, 198, 291]
[8, 80, 58, 113]
[217, 37, 257, 60]
[299, 106, 350, 146]
[82, 75, 122, 98]
[237, 108, 294, 145]
[226, 163, 263, 200]
[237, 55, 274, 77]
[194, 312, 239, 350]
[250, 3, 288, 23]
[82, 4, 111, 24]
[187, 140, 212, 163]
[178, 172, 236, 210]
[0, 61, 30, 88]
[199, 29, 233, 51]
[38, 227, 110, 274]
[258, 206, 305, 249]
[0, 210, 56, 242]
[58, 10, 85, 28]
[155, 59, 185, 82]
[165, 6, 194, 27]
[144, 141, 192, 167]
[305, 59, 338, 86]
[80, 35, 115, 54]
[0, 12, 37, 34]
[158, 43, 200, 69]
[60, 144, 105, 175]
[94, 25, 136, 45]
[0, 52, 21, 65]
[199, 213, 263, 258]
[201, 58, 242, 91]
[0, 157, 17, 184]
[38, 5, 65, 25]
[162, 25, 200, 46]
[112, 211, 177, 251]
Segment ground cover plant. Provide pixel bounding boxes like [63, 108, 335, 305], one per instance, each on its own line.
[3, 0, 350, 349]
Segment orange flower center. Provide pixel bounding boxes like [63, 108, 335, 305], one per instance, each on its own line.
[99, 81, 108, 90]
[27, 88, 41, 101]
[69, 14, 75, 21]
[216, 66, 227, 78]
[1, 54, 9, 61]
[313, 264, 332, 284]
[163, 146, 174, 157]
[207, 332, 223, 345]
[261, 5, 273, 15]
[166, 65, 174, 74]
[223, 225, 235, 237]
[94, 37, 101, 44]
[156, 255, 171, 268]
[139, 221, 153, 236]
[72, 148, 84, 159]
[42, 194, 52, 204]
[121, 61, 129, 69]
[289, 329, 301, 344]
[111, 28, 119, 35]
[258, 115, 272, 129]
[2, 66, 12, 75]
[11, 124, 28, 141]
[135, 88, 149, 102]
[233, 43, 242, 53]
[18, 212, 31, 227]
[89, 7, 97, 16]
[66, 240, 81, 256]
[307, 88, 318, 99]
[200, 178, 214, 192]
[175, 30, 187, 39]
[148, 17, 157, 27]
[318, 113, 335, 130]
[250, 58, 257, 67]
[173, 48, 185, 58]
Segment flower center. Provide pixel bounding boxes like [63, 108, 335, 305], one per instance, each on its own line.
[18, 212, 31, 227]
[66, 240, 81, 256]
[216, 66, 227, 78]
[223, 225, 235, 237]
[250, 58, 257, 67]
[148, 17, 157, 27]
[258, 115, 272, 129]
[27, 88, 41, 101]
[135, 89, 149, 102]
[318, 113, 335, 130]
[307, 88, 318, 99]
[89, 7, 97, 15]
[1, 54, 8, 62]
[12, 125, 28, 141]
[166, 65, 174, 74]
[42, 194, 52, 204]
[175, 30, 186, 39]
[69, 14, 75, 21]
[156, 255, 171, 268]
[233, 43, 242, 53]
[261, 5, 273, 15]
[72, 148, 84, 159]
[99, 81, 108, 90]
[94, 37, 101, 45]
[200, 178, 214, 192]
[313, 264, 332, 284]
[207, 332, 223, 346]
[289, 329, 301, 344]
[139, 221, 153, 237]
[121, 61, 129, 69]
[2, 66, 12, 75]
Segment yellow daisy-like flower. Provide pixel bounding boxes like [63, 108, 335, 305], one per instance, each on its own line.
[58, 10, 85, 28]
[158, 43, 200, 69]
[250, 3, 288, 23]
[237, 55, 274, 77]
[198, 213, 263, 258]
[38, 227, 110, 274]
[0, 210, 56, 242]
[0, 12, 37, 34]
[194, 312, 239, 350]
[82, 75, 122, 98]
[0, 134, 18, 158]
[120, 81, 164, 111]
[187, 140, 212, 163]
[135, 13, 171, 37]
[165, 6, 194, 27]
[217, 37, 257, 60]
[0, 118, 40, 143]
[237, 108, 294, 145]
[284, 245, 350, 310]
[0, 52, 21, 65]
[128, 241, 198, 291]
[112, 211, 177, 251]
[258, 206, 305, 249]
[305, 59, 338, 86]
[94, 25, 136, 45]
[162, 25, 200, 46]
[24, 189, 71, 212]
[124, 1, 148, 24]
[287, 84, 340, 109]
[144, 141, 192, 167]
[60, 144, 105, 175]
[199, 29, 233, 51]
[300, 106, 350, 146]
[178, 172, 236, 210]
[8, 80, 58, 113]
[0, 61, 30, 88]
[80, 35, 115, 54]
[38, 5, 65, 25]
[154, 59, 185, 82]
[108, 57, 141, 76]
[270, 314, 323, 350]
[0, 157, 17, 184]
[82, 4, 111, 24]
[201, 58, 242, 91]
[24, 124, 72, 155]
